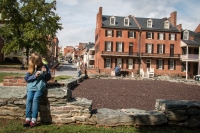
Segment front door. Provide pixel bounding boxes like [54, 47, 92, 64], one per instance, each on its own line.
[193, 63, 198, 75]
[170, 44, 174, 57]
[129, 43, 133, 55]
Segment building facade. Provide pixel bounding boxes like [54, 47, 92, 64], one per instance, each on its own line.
[94, 7, 199, 78]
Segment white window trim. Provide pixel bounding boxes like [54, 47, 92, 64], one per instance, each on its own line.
[147, 44, 152, 53]
[107, 30, 112, 37]
[159, 33, 164, 40]
[158, 59, 163, 70]
[106, 42, 111, 51]
[183, 30, 189, 40]
[105, 58, 111, 68]
[129, 31, 134, 38]
[147, 19, 152, 28]
[147, 32, 152, 39]
[128, 59, 133, 69]
[169, 60, 174, 70]
[164, 20, 169, 29]
[110, 16, 115, 25]
[124, 17, 129, 26]
[170, 33, 175, 40]
[117, 42, 122, 52]
[158, 44, 163, 54]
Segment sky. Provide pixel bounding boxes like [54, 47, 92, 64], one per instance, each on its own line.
[48, 0, 200, 49]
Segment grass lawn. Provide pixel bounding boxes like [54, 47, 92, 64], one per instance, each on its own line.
[0, 119, 199, 133]
[0, 72, 24, 82]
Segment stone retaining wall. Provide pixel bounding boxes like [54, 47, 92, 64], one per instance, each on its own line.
[0, 75, 200, 127]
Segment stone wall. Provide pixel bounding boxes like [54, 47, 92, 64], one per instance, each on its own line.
[0, 75, 200, 127]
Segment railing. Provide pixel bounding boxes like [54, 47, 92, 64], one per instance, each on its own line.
[102, 51, 138, 56]
[141, 53, 180, 58]
[88, 55, 94, 60]
[180, 54, 200, 60]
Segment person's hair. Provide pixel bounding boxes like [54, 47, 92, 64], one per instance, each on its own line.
[28, 53, 43, 74]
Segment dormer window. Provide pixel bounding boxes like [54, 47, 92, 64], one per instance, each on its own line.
[147, 19, 152, 28]
[164, 20, 169, 29]
[183, 30, 189, 40]
[124, 17, 129, 26]
[110, 16, 115, 25]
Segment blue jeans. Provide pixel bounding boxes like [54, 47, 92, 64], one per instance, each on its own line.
[26, 90, 43, 122]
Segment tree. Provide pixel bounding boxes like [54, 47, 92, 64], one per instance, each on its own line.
[0, 0, 63, 61]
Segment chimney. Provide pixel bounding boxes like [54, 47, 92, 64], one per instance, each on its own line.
[194, 24, 200, 33]
[169, 11, 177, 26]
[176, 24, 182, 32]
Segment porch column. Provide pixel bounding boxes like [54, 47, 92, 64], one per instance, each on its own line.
[199, 47, 200, 74]
[186, 61, 188, 80]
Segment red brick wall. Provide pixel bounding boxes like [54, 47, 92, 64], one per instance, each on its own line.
[3, 76, 27, 86]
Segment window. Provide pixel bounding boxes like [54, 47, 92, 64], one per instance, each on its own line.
[146, 32, 153, 39]
[110, 16, 115, 25]
[106, 30, 112, 37]
[182, 47, 186, 54]
[158, 59, 163, 69]
[170, 33, 175, 40]
[146, 44, 153, 53]
[128, 31, 134, 38]
[128, 59, 133, 69]
[182, 63, 186, 72]
[116, 30, 122, 37]
[169, 60, 174, 70]
[158, 33, 164, 40]
[117, 58, 122, 68]
[164, 20, 169, 29]
[183, 30, 189, 40]
[158, 44, 164, 54]
[105, 58, 111, 68]
[147, 19, 152, 28]
[116, 42, 122, 52]
[105, 41, 111, 51]
[124, 17, 129, 26]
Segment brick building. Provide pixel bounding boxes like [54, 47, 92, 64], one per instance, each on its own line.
[94, 7, 199, 78]
[64, 46, 74, 56]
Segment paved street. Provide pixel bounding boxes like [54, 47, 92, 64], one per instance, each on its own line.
[55, 61, 78, 77]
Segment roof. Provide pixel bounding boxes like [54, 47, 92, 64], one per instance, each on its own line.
[102, 15, 139, 30]
[182, 30, 200, 46]
[101, 15, 180, 32]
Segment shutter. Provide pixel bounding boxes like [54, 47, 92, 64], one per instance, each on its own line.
[174, 60, 176, 70]
[146, 44, 147, 53]
[158, 33, 159, 40]
[134, 31, 136, 38]
[169, 33, 171, 40]
[105, 42, 106, 51]
[126, 59, 128, 69]
[104, 58, 106, 68]
[122, 42, 124, 52]
[157, 44, 159, 53]
[181, 63, 184, 72]
[162, 60, 164, 69]
[175, 34, 176, 41]
[111, 42, 113, 51]
[116, 42, 118, 52]
[105, 30, 107, 36]
[146, 32, 148, 39]
[110, 58, 112, 68]
[112, 30, 114, 37]
[152, 32, 154, 39]
[164, 33, 165, 40]
[156, 59, 159, 69]
[121, 59, 123, 69]
[152, 44, 154, 53]
[163, 44, 165, 54]
[128, 31, 130, 38]
[115, 58, 117, 65]
[133, 59, 135, 69]
[168, 60, 170, 70]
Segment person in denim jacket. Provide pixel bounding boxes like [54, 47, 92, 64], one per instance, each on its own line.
[23, 53, 51, 128]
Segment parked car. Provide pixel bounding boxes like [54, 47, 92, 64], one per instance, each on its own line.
[68, 59, 72, 63]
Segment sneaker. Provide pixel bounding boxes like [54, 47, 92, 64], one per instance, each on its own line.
[23, 121, 30, 127]
[30, 121, 37, 128]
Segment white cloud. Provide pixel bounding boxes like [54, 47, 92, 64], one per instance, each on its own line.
[52, 0, 200, 47]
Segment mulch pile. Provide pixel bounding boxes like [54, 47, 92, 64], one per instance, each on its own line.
[72, 79, 200, 111]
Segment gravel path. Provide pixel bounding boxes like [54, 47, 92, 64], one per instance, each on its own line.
[72, 79, 200, 111]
